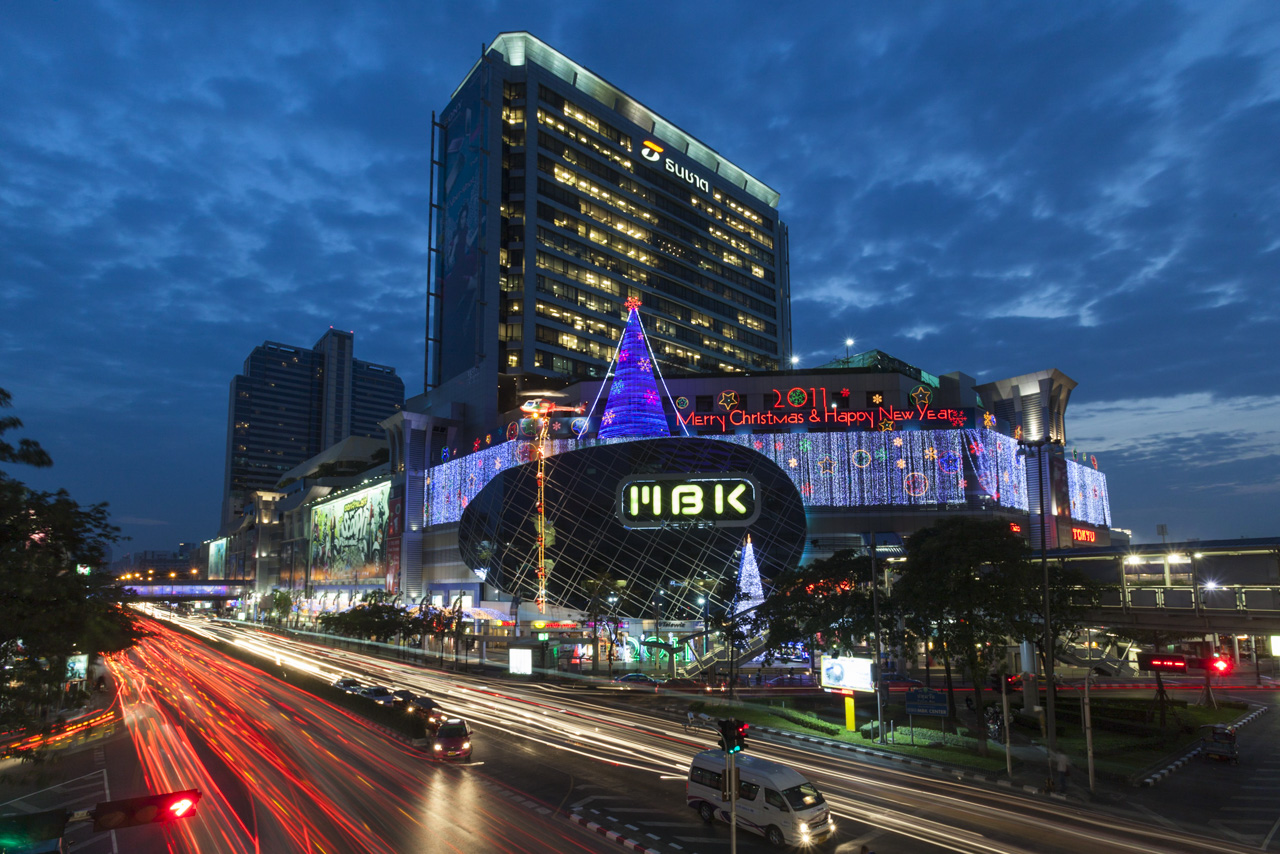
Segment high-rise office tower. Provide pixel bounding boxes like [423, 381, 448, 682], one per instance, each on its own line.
[426, 32, 791, 428]
[221, 328, 404, 528]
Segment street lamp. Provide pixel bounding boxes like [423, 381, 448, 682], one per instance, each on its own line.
[1018, 435, 1063, 754]
[845, 338, 854, 360]
[790, 355, 800, 368]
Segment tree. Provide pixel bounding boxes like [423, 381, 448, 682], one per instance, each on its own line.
[1110, 627, 1197, 728]
[752, 550, 878, 658]
[582, 569, 625, 675]
[895, 518, 1030, 746]
[1006, 558, 1103, 721]
[0, 389, 147, 734]
[317, 601, 408, 644]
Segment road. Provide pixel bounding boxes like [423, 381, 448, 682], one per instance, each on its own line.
[126, 615, 1261, 854]
[105, 621, 639, 853]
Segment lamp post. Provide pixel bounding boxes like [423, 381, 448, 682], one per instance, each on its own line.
[867, 532, 885, 744]
[845, 338, 854, 361]
[1018, 436, 1060, 754]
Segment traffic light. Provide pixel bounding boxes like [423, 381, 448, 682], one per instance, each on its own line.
[91, 790, 202, 832]
[1136, 653, 1188, 673]
[1201, 655, 1233, 676]
[731, 719, 748, 754]
[0, 809, 67, 849]
[716, 718, 734, 752]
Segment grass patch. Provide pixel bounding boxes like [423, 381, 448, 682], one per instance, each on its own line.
[691, 700, 1011, 773]
[1052, 701, 1244, 777]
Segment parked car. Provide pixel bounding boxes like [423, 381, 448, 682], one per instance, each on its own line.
[358, 685, 398, 706]
[332, 677, 362, 693]
[431, 719, 474, 761]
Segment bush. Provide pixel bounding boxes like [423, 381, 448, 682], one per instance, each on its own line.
[773, 709, 841, 737]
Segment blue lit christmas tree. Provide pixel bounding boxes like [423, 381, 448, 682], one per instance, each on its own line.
[734, 535, 765, 618]
[597, 297, 670, 440]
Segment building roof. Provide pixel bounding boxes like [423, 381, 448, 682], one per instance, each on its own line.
[460, 31, 781, 209]
[276, 436, 386, 486]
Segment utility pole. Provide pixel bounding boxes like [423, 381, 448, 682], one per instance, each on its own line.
[1020, 438, 1057, 754]
[869, 532, 885, 744]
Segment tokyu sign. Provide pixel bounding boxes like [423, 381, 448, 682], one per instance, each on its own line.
[617, 473, 759, 529]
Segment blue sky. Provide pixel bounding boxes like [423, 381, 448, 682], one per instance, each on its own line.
[3, 2, 1278, 554]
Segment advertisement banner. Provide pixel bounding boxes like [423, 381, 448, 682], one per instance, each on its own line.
[437, 63, 489, 384]
[309, 482, 391, 585]
[818, 654, 875, 692]
[208, 538, 227, 580]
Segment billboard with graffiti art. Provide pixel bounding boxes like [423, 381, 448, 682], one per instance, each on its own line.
[309, 482, 391, 586]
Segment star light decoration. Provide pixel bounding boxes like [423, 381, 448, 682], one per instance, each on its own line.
[925, 447, 937, 460]
[879, 419, 895, 431]
[910, 385, 932, 408]
[872, 393, 883, 404]
[817, 456, 837, 475]
[718, 390, 739, 410]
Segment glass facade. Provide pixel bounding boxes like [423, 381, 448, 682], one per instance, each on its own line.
[430, 32, 790, 392]
[455, 438, 807, 618]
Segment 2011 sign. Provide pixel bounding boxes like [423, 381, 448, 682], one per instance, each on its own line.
[616, 473, 760, 529]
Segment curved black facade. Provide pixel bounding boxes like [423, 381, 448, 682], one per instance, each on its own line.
[457, 438, 807, 618]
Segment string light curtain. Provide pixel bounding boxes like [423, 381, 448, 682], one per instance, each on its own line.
[427, 428, 1080, 526]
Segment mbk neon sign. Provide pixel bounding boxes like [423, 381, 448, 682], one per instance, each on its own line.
[617, 473, 760, 529]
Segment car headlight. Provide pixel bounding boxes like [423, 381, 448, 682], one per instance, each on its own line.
[798, 822, 808, 833]
[462, 741, 471, 749]
[433, 744, 442, 751]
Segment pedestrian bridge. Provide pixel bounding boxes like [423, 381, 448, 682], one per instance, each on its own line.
[121, 580, 255, 602]
[1057, 536, 1280, 633]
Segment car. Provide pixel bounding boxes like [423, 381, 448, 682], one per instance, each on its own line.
[661, 678, 724, 694]
[879, 676, 925, 693]
[613, 673, 664, 688]
[431, 719, 473, 761]
[358, 685, 398, 706]
[332, 677, 363, 693]
[767, 673, 816, 688]
[394, 691, 448, 725]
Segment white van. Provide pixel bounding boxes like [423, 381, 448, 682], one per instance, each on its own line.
[686, 749, 836, 847]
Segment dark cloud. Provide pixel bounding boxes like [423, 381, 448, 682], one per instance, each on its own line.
[3, 0, 1278, 549]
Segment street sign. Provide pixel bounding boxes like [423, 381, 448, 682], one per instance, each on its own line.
[905, 687, 948, 717]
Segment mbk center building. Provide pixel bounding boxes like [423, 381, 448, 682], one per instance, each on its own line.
[260, 33, 1118, 640]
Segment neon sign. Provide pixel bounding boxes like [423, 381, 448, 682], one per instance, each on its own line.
[680, 385, 969, 433]
[1009, 523, 1022, 534]
[617, 473, 760, 529]
[1071, 527, 1097, 543]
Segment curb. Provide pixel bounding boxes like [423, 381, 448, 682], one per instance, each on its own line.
[1139, 704, 1267, 787]
[752, 726, 1046, 794]
[568, 813, 661, 854]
